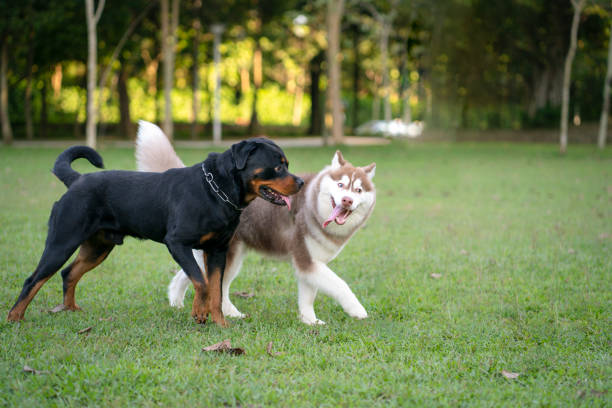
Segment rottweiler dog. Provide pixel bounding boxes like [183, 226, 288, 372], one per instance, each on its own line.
[7, 138, 303, 326]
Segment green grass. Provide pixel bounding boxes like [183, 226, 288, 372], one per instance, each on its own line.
[0, 142, 610, 407]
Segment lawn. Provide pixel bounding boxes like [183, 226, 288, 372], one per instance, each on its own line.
[0, 141, 610, 406]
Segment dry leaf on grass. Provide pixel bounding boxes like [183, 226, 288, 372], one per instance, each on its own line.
[202, 339, 245, 355]
[49, 304, 66, 313]
[78, 327, 92, 335]
[23, 365, 50, 375]
[430, 273, 442, 279]
[266, 341, 283, 357]
[232, 290, 255, 298]
[501, 370, 519, 379]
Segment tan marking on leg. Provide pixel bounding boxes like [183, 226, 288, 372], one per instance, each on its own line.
[207, 267, 228, 327]
[62, 239, 112, 311]
[7, 277, 51, 321]
[190, 280, 209, 324]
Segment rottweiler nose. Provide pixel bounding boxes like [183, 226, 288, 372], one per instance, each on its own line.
[295, 176, 304, 189]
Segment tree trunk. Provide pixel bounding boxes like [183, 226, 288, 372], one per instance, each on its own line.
[1, 37, 13, 145]
[560, 0, 585, 155]
[400, 35, 411, 124]
[598, 22, 612, 150]
[326, 0, 345, 144]
[292, 72, 304, 126]
[117, 63, 132, 138]
[25, 35, 34, 140]
[380, 21, 391, 122]
[212, 24, 224, 144]
[191, 1, 202, 140]
[161, 0, 179, 140]
[248, 38, 262, 136]
[308, 51, 324, 135]
[351, 25, 360, 132]
[85, 0, 105, 149]
[372, 94, 380, 121]
[40, 77, 48, 138]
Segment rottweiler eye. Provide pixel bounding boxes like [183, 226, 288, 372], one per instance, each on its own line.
[275, 165, 282, 173]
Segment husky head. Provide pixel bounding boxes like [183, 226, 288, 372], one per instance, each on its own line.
[317, 151, 376, 231]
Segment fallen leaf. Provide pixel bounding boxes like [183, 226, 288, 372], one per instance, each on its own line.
[78, 327, 92, 335]
[591, 389, 607, 397]
[501, 370, 519, 379]
[430, 273, 442, 279]
[266, 341, 283, 357]
[49, 305, 66, 313]
[202, 339, 245, 356]
[232, 290, 254, 298]
[23, 365, 49, 375]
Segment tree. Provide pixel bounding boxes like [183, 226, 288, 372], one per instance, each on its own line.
[85, 0, 106, 149]
[326, 0, 345, 144]
[560, 0, 586, 154]
[361, 0, 398, 122]
[160, 0, 179, 140]
[0, 33, 12, 145]
[190, 0, 202, 140]
[598, 19, 612, 149]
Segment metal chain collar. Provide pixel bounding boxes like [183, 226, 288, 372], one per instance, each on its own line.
[201, 163, 243, 212]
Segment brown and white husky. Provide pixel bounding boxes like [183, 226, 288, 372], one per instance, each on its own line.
[135, 121, 376, 325]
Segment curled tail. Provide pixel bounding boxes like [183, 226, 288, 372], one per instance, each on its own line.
[52, 146, 104, 188]
[135, 120, 185, 172]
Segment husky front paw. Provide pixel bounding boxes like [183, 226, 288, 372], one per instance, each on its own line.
[345, 303, 368, 319]
[222, 301, 246, 319]
[300, 314, 326, 325]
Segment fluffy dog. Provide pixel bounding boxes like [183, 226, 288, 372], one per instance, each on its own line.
[136, 124, 376, 324]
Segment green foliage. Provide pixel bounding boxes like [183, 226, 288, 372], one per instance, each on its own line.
[0, 143, 610, 405]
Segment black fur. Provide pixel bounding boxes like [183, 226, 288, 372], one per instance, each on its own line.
[8, 139, 303, 324]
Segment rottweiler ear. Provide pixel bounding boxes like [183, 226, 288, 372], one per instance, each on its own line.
[231, 140, 257, 170]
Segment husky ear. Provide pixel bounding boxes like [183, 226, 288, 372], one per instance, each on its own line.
[331, 150, 346, 170]
[363, 162, 376, 180]
[231, 140, 257, 170]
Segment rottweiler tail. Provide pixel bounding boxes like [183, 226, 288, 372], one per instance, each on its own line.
[52, 146, 105, 188]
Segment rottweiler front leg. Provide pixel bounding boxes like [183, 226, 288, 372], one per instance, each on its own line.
[205, 250, 229, 328]
[166, 240, 227, 327]
[165, 240, 212, 324]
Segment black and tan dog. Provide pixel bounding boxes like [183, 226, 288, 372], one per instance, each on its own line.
[7, 137, 303, 326]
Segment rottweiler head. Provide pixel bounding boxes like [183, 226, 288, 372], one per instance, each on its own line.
[231, 138, 304, 208]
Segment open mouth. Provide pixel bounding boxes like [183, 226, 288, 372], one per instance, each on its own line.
[259, 185, 292, 209]
[323, 197, 352, 228]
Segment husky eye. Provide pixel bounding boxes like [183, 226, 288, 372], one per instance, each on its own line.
[337, 182, 343, 188]
[355, 188, 362, 193]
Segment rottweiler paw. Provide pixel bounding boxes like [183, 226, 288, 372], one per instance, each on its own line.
[7, 311, 24, 322]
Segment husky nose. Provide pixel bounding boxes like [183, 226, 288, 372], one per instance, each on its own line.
[341, 196, 353, 208]
[295, 176, 304, 189]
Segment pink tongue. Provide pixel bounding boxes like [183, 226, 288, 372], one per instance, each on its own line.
[281, 195, 292, 210]
[323, 205, 345, 228]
